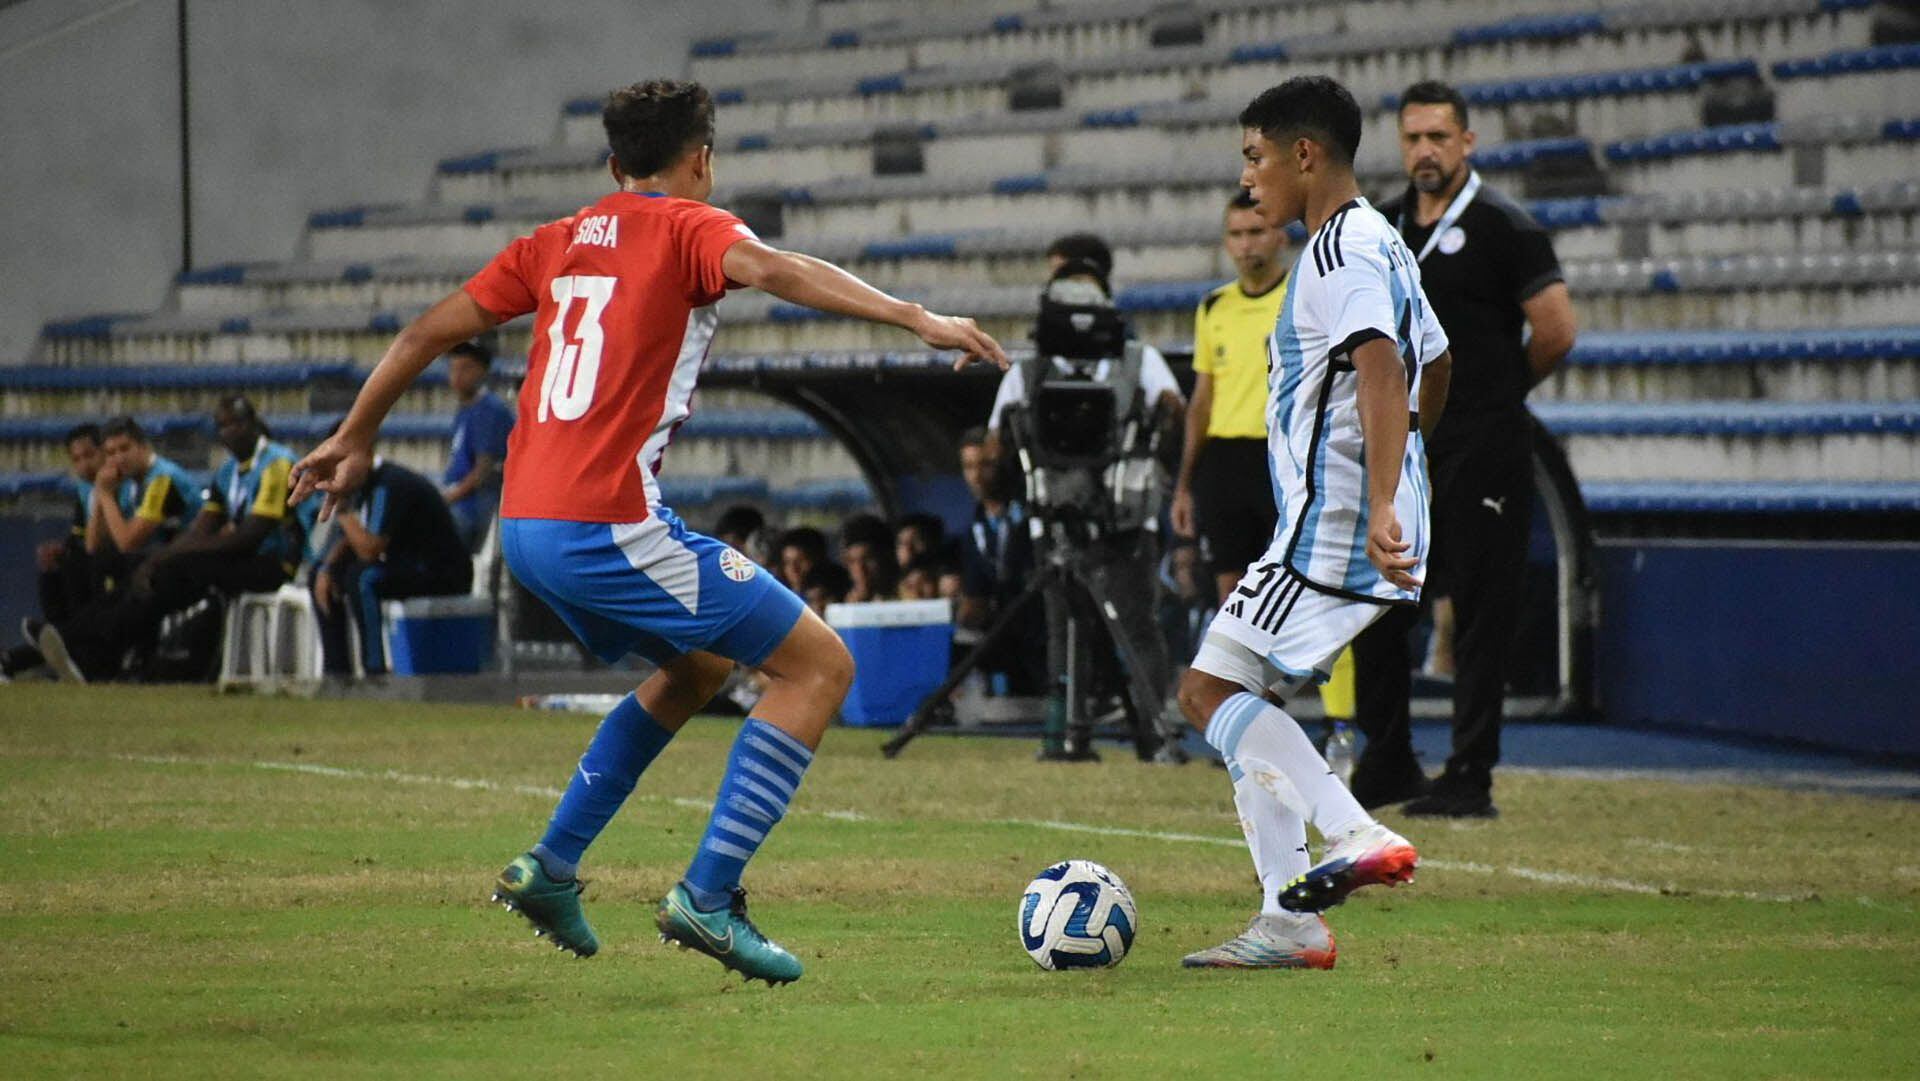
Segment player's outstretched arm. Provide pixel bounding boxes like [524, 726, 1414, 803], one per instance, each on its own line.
[722, 240, 1009, 370]
[291, 291, 498, 517]
[1352, 337, 1419, 590]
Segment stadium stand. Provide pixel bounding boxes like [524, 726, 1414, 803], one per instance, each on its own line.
[6, 0, 1918, 542]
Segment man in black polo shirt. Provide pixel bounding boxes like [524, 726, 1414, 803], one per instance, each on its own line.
[312, 456, 472, 676]
[1351, 80, 1577, 817]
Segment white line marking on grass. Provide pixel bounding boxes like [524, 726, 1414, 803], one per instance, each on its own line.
[1008, 818, 1807, 903]
[115, 754, 1811, 904]
[1508, 765, 1920, 795]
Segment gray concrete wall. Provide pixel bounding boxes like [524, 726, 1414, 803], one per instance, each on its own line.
[0, 0, 788, 358]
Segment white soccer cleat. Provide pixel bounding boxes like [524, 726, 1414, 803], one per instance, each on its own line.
[1181, 912, 1336, 969]
[36, 624, 86, 685]
[1279, 821, 1418, 913]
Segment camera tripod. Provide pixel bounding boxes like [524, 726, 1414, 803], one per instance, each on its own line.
[880, 521, 1177, 761]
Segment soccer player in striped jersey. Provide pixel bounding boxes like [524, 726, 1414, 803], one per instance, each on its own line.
[290, 79, 1006, 985]
[1176, 76, 1454, 970]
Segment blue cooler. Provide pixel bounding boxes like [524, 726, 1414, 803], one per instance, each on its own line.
[381, 596, 494, 675]
[826, 599, 953, 727]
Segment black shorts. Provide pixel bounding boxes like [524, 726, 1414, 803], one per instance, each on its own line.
[1191, 437, 1277, 581]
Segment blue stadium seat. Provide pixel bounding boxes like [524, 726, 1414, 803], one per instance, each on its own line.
[772, 477, 873, 510]
[1606, 122, 1781, 163]
[1771, 42, 1920, 79]
[1452, 11, 1607, 46]
[0, 362, 356, 390]
[1382, 59, 1759, 110]
[1581, 480, 1920, 513]
[1533, 400, 1920, 436]
[1566, 326, 1920, 365]
[0, 471, 71, 501]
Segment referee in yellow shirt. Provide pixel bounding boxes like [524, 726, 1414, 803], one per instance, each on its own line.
[1172, 190, 1289, 605]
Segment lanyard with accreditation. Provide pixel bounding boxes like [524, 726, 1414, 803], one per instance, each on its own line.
[1397, 169, 1482, 264]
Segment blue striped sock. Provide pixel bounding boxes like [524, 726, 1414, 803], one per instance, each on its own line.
[534, 693, 675, 877]
[682, 719, 813, 911]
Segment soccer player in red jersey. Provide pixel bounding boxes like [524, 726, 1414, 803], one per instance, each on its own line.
[291, 80, 1006, 984]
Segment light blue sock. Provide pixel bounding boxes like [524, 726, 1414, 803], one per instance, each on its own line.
[682, 719, 814, 911]
[534, 693, 675, 878]
[1205, 691, 1372, 839]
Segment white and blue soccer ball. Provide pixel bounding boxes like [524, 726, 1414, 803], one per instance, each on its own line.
[1018, 859, 1137, 970]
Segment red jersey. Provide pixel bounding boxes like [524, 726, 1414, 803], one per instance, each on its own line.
[463, 190, 756, 522]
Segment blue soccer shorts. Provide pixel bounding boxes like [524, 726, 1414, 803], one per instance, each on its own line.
[501, 509, 805, 668]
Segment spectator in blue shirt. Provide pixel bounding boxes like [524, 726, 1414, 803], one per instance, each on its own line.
[86, 416, 202, 565]
[441, 341, 514, 552]
[5, 426, 106, 680]
[313, 457, 473, 676]
[35, 396, 320, 683]
[955, 426, 1044, 695]
[44, 423, 108, 616]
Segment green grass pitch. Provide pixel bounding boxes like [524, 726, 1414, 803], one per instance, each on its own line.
[2, 684, 1916, 1079]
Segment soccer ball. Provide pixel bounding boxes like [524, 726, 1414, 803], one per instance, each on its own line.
[1017, 859, 1137, 970]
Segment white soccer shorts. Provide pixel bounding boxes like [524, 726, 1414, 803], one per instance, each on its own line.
[1191, 559, 1395, 702]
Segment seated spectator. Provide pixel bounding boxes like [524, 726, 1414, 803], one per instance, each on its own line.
[956, 426, 1045, 693]
[897, 555, 946, 601]
[893, 512, 944, 576]
[441, 341, 515, 553]
[43, 423, 108, 613]
[840, 513, 899, 602]
[1156, 541, 1214, 662]
[713, 504, 769, 565]
[800, 561, 851, 616]
[312, 455, 473, 676]
[775, 526, 831, 594]
[3, 426, 106, 680]
[34, 396, 320, 683]
[86, 416, 201, 565]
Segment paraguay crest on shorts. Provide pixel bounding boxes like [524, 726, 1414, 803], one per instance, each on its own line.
[719, 548, 757, 583]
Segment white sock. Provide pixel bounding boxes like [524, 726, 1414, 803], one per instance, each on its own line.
[1206, 691, 1374, 841]
[1227, 755, 1310, 917]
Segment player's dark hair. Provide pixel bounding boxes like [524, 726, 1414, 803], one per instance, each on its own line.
[1227, 188, 1259, 212]
[959, 426, 991, 451]
[1239, 76, 1364, 166]
[1045, 233, 1114, 279]
[1400, 80, 1470, 132]
[65, 422, 102, 446]
[447, 340, 493, 369]
[603, 79, 716, 179]
[102, 415, 148, 444]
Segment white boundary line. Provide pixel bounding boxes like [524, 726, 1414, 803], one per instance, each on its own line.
[1506, 765, 1920, 794]
[115, 753, 1813, 904]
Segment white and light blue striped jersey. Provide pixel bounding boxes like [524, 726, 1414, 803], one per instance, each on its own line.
[1265, 197, 1449, 605]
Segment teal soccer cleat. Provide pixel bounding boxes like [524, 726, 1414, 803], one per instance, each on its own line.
[655, 882, 803, 985]
[491, 853, 599, 958]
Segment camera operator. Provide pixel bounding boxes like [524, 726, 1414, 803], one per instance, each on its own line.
[984, 257, 1186, 761]
[986, 262, 1185, 444]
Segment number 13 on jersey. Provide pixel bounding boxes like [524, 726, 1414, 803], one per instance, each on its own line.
[537, 274, 616, 422]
